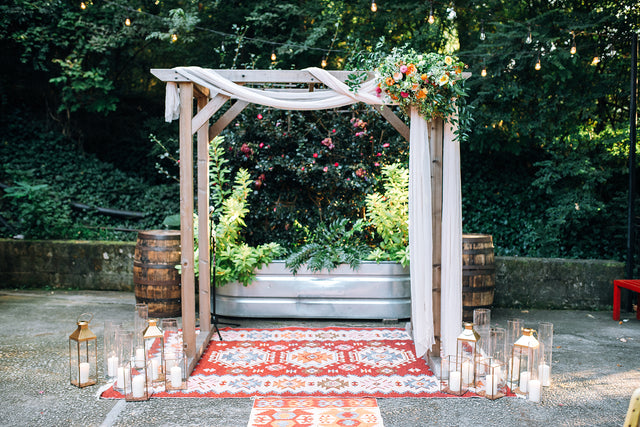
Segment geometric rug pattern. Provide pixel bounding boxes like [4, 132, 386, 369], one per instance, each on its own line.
[101, 327, 453, 398]
[247, 397, 383, 427]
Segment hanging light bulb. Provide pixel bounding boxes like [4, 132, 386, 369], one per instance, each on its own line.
[428, 1, 435, 24]
[321, 57, 328, 68]
[535, 56, 541, 70]
[570, 32, 576, 55]
[480, 22, 486, 41]
[125, 18, 131, 27]
[481, 67, 487, 77]
[526, 27, 532, 44]
[271, 51, 277, 62]
[80, 1, 87, 9]
[171, 34, 178, 43]
[591, 55, 600, 66]
[371, 1, 377, 12]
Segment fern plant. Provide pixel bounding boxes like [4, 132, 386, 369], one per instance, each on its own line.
[365, 163, 410, 267]
[285, 218, 370, 275]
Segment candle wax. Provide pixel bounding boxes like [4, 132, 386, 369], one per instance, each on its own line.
[132, 375, 145, 398]
[107, 356, 118, 378]
[519, 371, 530, 393]
[539, 363, 551, 386]
[79, 362, 90, 384]
[528, 379, 542, 402]
[170, 366, 182, 388]
[449, 371, 461, 392]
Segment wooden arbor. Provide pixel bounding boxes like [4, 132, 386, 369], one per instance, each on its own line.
[150, 68, 458, 372]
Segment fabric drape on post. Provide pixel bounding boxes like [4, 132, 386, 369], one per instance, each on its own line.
[440, 115, 463, 357]
[408, 107, 434, 357]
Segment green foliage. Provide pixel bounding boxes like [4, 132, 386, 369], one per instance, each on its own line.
[285, 218, 369, 274]
[365, 163, 409, 266]
[208, 136, 282, 286]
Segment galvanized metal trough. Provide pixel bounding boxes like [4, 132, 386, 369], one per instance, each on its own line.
[215, 261, 411, 319]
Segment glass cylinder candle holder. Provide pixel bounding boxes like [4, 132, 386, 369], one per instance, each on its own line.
[479, 358, 506, 400]
[161, 318, 182, 358]
[68, 313, 98, 388]
[489, 327, 507, 365]
[506, 318, 524, 386]
[114, 329, 134, 393]
[440, 355, 467, 396]
[134, 303, 148, 369]
[456, 322, 480, 388]
[104, 321, 121, 381]
[124, 360, 150, 401]
[164, 351, 188, 391]
[537, 322, 553, 387]
[511, 328, 540, 395]
[473, 308, 491, 356]
[527, 357, 542, 403]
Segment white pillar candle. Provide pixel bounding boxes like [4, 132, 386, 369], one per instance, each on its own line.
[150, 358, 159, 381]
[519, 371, 530, 393]
[107, 356, 118, 378]
[170, 366, 182, 388]
[116, 366, 125, 389]
[449, 371, 461, 392]
[461, 360, 474, 385]
[491, 364, 503, 383]
[132, 375, 145, 398]
[538, 363, 551, 387]
[528, 379, 542, 402]
[135, 348, 145, 368]
[486, 374, 498, 396]
[79, 362, 90, 384]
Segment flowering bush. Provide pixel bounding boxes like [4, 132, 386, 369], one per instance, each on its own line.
[375, 48, 468, 120]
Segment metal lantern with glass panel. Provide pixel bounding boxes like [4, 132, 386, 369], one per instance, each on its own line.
[143, 319, 165, 385]
[511, 328, 540, 395]
[68, 313, 98, 388]
[456, 322, 481, 389]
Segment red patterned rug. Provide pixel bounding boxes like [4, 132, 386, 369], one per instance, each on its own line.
[101, 327, 454, 398]
[247, 397, 383, 427]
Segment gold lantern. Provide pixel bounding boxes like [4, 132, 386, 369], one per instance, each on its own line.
[143, 319, 165, 384]
[456, 322, 480, 388]
[511, 328, 539, 394]
[68, 313, 98, 388]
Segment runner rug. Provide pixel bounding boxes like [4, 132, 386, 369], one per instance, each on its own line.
[101, 326, 455, 399]
[247, 397, 384, 427]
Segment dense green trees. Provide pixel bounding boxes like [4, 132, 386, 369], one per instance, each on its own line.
[0, 0, 638, 262]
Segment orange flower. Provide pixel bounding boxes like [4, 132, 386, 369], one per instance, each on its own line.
[455, 67, 462, 74]
[411, 83, 420, 91]
[421, 73, 429, 81]
[416, 89, 427, 99]
[390, 94, 399, 100]
[406, 63, 417, 75]
[385, 77, 395, 86]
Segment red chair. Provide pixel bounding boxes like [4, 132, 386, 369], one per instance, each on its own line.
[613, 280, 640, 321]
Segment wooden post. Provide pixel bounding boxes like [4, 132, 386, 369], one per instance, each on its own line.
[196, 95, 211, 334]
[430, 118, 443, 355]
[178, 83, 196, 361]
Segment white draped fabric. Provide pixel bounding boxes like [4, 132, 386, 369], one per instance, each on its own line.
[440, 116, 463, 357]
[162, 67, 462, 358]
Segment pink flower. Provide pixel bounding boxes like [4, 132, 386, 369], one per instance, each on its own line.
[257, 113, 263, 120]
[376, 152, 382, 157]
[313, 153, 318, 158]
[301, 166, 305, 171]
[259, 142, 264, 148]
[383, 143, 390, 148]
[400, 91, 409, 98]
[332, 128, 336, 133]
[399, 65, 408, 73]
[323, 166, 328, 172]
[374, 162, 380, 167]
[375, 86, 382, 94]
[334, 162, 339, 167]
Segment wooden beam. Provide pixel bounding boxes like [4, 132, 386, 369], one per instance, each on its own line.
[152, 68, 374, 84]
[209, 100, 249, 140]
[372, 105, 410, 142]
[430, 118, 444, 356]
[178, 82, 197, 364]
[197, 95, 212, 336]
[191, 94, 229, 135]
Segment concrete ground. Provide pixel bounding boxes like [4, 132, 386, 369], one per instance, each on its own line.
[0, 289, 638, 427]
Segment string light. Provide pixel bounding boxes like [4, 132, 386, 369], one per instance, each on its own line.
[428, 1, 435, 24]
[171, 34, 178, 42]
[371, 1, 377, 12]
[481, 63, 487, 77]
[570, 32, 576, 55]
[271, 50, 277, 61]
[526, 26, 532, 44]
[321, 57, 328, 68]
[80, 2, 87, 9]
[480, 22, 486, 41]
[125, 18, 131, 26]
[535, 55, 541, 70]
[591, 54, 600, 66]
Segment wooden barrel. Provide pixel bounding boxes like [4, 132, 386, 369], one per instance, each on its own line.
[133, 230, 181, 318]
[462, 234, 496, 322]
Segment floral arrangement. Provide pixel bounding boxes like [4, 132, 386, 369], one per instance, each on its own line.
[374, 48, 468, 120]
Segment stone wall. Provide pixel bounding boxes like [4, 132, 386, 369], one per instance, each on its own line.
[0, 239, 626, 310]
